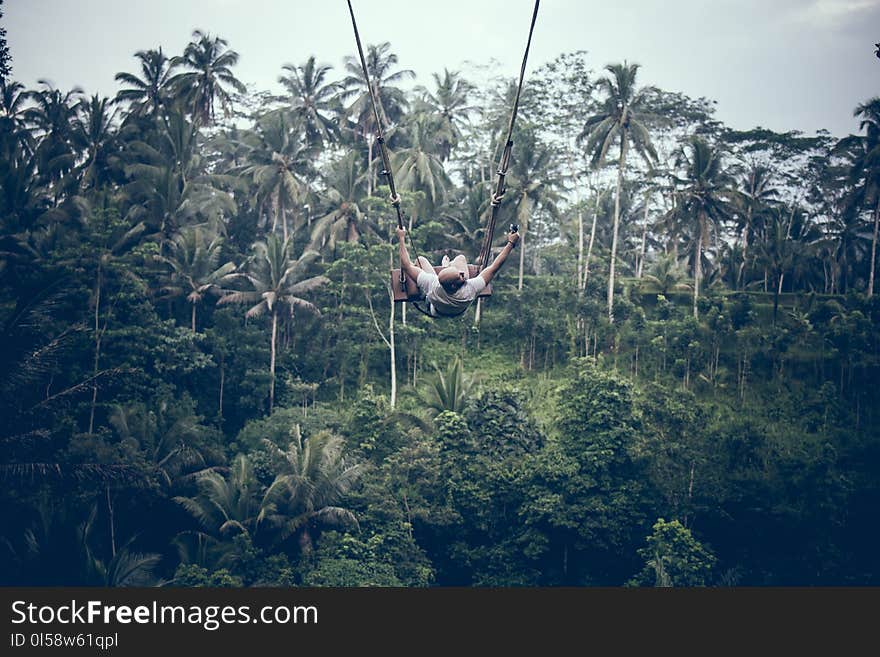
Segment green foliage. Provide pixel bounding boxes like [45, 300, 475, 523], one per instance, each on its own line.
[419, 356, 476, 417]
[300, 532, 404, 587]
[235, 407, 305, 452]
[301, 556, 400, 587]
[343, 385, 387, 450]
[433, 410, 474, 461]
[69, 393, 224, 490]
[5, 31, 880, 590]
[351, 439, 440, 586]
[223, 534, 296, 586]
[171, 564, 243, 588]
[464, 386, 544, 459]
[173, 453, 268, 544]
[627, 518, 716, 587]
[260, 426, 365, 553]
[555, 359, 641, 458]
[519, 360, 658, 584]
[638, 383, 709, 524]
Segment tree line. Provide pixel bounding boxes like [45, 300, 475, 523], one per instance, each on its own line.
[1, 25, 879, 586]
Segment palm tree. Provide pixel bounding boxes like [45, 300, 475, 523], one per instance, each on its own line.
[114, 48, 176, 119]
[174, 454, 270, 541]
[416, 68, 475, 161]
[340, 42, 414, 195]
[482, 79, 522, 181]
[261, 425, 364, 553]
[73, 94, 119, 193]
[671, 136, 736, 318]
[108, 402, 220, 488]
[238, 110, 312, 242]
[756, 205, 800, 322]
[419, 357, 477, 417]
[168, 30, 247, 127]
[579, 62, 658, 322]
[813, 139, 871, 294]
[24, 80, 83, 199]
[639, 253, 692, 296]
[309, 151, 377, 253]
[507, 124, 563, 290]
[0, 136, 47, 235]
[442, 178, 488, 260]
[156, 226, 236, 332]
[582, 186, 610, 289]
[0, 79, 31, 148]
[119, 111, 236, 240]
[0, 88, 49, 236]
[279, 56, 341, 148]
[393, 111, 451, 211]
[823, 197, 871, 294]
[78, 505, 162, 586]
[0, 285, 105, 485]
[86, 216, 149, 434]
[219, 236, 328, 412]
[845, 98, 880, 296]
[736, 163, 778, 289]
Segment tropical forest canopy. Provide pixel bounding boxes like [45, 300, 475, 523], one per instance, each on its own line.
[1, 20, 879, 586]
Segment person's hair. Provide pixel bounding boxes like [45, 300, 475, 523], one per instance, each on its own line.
[438, 266, 465, 294]
[440, 279, 463, 294]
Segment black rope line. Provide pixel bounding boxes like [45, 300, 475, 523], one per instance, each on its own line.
[346, 0, 404, 228]
[348, 0, 425, 297]
[477, 0, 540, 271]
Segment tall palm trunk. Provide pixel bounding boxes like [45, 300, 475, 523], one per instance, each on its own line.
[366, 261, 397, 408]
[609, 136, 628, 323]
[577, 205, 584, 289]
[738, 205, 752, 290]
[346, 217, 359, 243]
[218, 354, 225, 419]
[191, 303, 197, 333]
[106, 485, 116, 558]
[773, 271, 784, 323]
[89, 264, 103, 434]
[269, 310, 278, 413]
[571, 155, 584, 291]
[694, 211, 706, 319]
[869, 199, 879, 298]
[389, 290, 397, 409]
[583, 190, 601, 290]
[366, 131, 375, 196]
[637, 196, 649, 278]
[518, 193, 530, 291]
[278, 194, 288, 243]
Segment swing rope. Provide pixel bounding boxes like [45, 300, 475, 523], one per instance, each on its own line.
[477, 0, 540, 271]
[346, 0, 427, 301]
[346, 0, 403, 228]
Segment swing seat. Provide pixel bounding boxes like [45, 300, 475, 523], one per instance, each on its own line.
[390, 266, 493, 303]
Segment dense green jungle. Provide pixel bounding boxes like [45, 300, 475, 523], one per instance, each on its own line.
[1, 11, 879, 587]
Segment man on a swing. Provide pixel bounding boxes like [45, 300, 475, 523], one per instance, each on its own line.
[396, 225, 520, 318]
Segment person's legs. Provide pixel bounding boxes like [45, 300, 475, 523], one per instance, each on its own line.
[415, 256, 438, 300]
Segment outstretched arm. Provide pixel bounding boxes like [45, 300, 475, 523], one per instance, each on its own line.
[397, 227, 424, 281]
[479, 231, 520, 286]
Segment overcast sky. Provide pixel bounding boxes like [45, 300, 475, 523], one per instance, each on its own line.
[5, 0, 880, 138]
